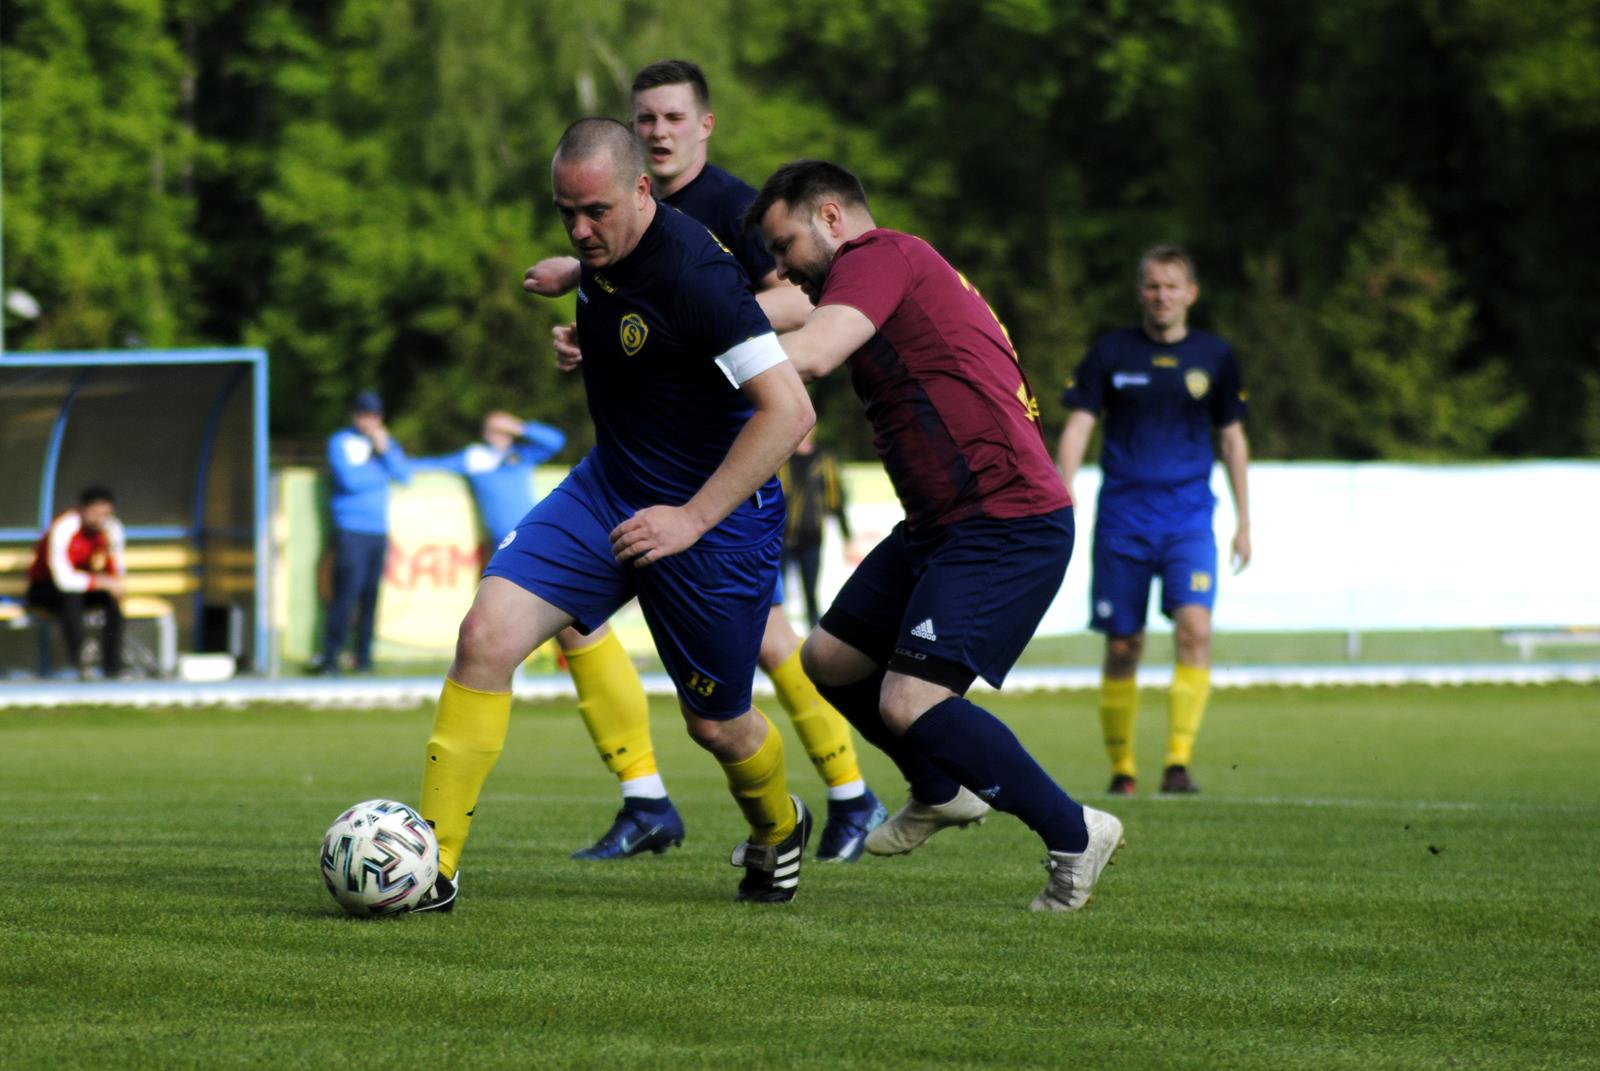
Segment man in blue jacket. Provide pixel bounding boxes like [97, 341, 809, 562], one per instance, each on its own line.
[317, 391, 410, 674]
[411, 411, 567, 547]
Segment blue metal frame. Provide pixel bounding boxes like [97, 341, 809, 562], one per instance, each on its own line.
[192, 365, 250, 637]
[37, 370, 91, 529]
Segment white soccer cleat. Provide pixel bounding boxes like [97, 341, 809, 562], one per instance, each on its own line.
[1029, 806, 1125, 913]
[864, 786, 992, 856]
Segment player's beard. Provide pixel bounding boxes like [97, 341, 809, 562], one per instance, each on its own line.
[791, 224, 834, 303]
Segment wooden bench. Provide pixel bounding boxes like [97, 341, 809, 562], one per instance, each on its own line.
[0, 546, 185, 677]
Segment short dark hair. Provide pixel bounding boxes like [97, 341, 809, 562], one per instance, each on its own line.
[554, 117, 648, 185]
[631, 59, 710, 112]
[741, 160, 870, 236]
[80, 486, 114, 507]
[1139, 244, 1198, 286]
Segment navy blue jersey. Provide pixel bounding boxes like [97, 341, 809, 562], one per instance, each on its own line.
[1062, 328, 1246, 535]
[576, 202, 782, 550]
[662, 164, 776, 286]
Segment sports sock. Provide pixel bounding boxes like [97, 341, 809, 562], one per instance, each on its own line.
[815, 671, 962, 805]
[1099, 676, 1140, 779]
[1166, 663, 1211, 768]
[619, 772, 668, 800]
[719, 709, 795, 846]
[565, 630, 657, 787]
[768, 646, 862, 789]
[902, 696, 1088, 853]
[825, 778, 866, 802]
[421, 677, 512, 879]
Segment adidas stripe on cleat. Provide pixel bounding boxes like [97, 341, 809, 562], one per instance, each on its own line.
[414, 870, 458, 914]
[731, 795, 813, 903]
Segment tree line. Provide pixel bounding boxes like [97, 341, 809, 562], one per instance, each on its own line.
[3, 0, 1596, 461]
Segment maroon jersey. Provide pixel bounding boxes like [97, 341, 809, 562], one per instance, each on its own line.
[818, 229, 1069, 532]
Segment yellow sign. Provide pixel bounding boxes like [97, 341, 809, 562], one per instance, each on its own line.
[620, 313, 649, 356]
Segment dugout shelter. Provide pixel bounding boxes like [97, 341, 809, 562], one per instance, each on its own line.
[0, 349, 269, 675]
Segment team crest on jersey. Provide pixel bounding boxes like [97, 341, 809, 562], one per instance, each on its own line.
[1185, 369, 1211, 399]
[619, 313, 648, 356]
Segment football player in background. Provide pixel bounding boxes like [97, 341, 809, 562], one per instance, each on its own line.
[1056, 245, 1252, 796]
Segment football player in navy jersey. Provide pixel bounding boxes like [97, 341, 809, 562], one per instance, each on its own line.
[415, 119, 816, 910]
[1057, 245, 1252, 797]
[749, 159, 1124, 912]
[524, 60, 886, 866]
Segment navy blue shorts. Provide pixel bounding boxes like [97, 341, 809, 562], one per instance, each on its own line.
[1089, 526, 1217, 636]
[820, 507, 1073, 692]
[484, 458, 779, 718]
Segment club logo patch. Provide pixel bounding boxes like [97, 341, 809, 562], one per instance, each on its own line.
[1185, 369, 1211, 399]
[620, 313, 648, 356]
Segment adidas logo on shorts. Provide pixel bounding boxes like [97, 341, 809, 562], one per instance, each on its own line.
[911, 618, 938, 642]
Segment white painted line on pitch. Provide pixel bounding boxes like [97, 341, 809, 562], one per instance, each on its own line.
[2, 662, 1597, 708]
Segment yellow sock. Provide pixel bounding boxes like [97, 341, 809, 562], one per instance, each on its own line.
[565, 630, 655, 782]
[1099, 676, 1139, 779]
[768, 647, 861, 788]
[1167, 664, 1211, 768]
[421, 677, 511, 879]
[720, 709, 795, 845]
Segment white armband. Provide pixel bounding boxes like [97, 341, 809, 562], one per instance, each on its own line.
[713, 332, 788, 388]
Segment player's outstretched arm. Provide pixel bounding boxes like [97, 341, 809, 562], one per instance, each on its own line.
[1056, 409, 1098, 497]
[753, 273, 814, 334]
[1218, 420, 1252, 572]
[523, 257, 582, 297]
[777, 305, 876, 380]
[609, 357, 814, 567]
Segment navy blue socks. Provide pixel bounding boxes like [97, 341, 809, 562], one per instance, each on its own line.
[903, 696, 1088, 853]
[815, 672, 963, 806]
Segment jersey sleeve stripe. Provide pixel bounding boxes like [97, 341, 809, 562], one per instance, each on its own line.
[713, 331, 788, 388]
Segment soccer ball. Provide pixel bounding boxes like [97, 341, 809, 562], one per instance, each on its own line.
[319, 799, 440, 917]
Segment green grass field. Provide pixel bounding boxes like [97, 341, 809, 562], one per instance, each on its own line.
[3, 685, 1598, 1070]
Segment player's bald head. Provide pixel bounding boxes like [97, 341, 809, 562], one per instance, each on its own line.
[553, 118, 648, 192]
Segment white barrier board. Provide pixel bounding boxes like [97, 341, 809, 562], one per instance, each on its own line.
[825, 462, 1600, 635]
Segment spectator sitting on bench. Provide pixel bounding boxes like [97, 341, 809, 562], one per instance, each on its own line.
[26, 486, 126, 680]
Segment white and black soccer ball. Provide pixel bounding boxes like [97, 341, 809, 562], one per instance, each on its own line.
[319, 799, 440, 917]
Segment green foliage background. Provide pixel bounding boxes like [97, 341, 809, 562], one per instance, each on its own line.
[4, 0, 1598, 460]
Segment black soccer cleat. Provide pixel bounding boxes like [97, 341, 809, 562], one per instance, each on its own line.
[730, 795, 812, 903]
[413, 870, 458, 914]
[1160, 765, 1200, 795]
[1108, 774, 1137, 797]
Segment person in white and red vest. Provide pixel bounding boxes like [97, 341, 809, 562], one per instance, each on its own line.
[26, 486, 126, 679]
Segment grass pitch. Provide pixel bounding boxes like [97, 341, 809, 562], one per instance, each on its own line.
[3, 684, 1597, 1070]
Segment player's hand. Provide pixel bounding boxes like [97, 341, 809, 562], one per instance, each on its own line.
[524, 257, 581, 297]
[610, 506, 704, 568]
[366, 424, 391, 454]
[1230, 526, 1252, 574]
[484, 410, 524, 437]
[553, 323, 583, 371]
